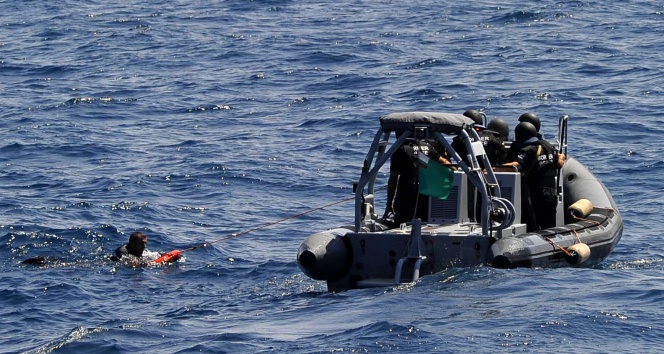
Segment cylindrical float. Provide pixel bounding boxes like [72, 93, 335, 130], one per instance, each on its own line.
[568, 198, 593, 219]
[566, 243, 591, 265]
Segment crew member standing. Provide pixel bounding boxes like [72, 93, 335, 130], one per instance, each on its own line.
[500, 122, 565, 231]
[452, 110, 506, 168]
[384, 135, 452, 226]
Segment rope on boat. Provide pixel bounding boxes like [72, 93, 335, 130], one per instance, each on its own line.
[570, 209, 613, 226]
[568, 198, 614, 226]
[540, 198, 611, 265]
[545, 237, 573, 257]
[543, 224, 586, 258]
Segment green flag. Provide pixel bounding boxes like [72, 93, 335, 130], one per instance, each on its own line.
[418, 153, 454, 199]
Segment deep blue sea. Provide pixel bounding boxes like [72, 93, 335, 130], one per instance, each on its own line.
[2, 0, 663, 353]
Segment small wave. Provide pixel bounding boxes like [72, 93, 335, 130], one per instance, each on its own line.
[396, 87, 444, 98]
[303, 50, 359, 65]
[607, 258, 664, 270]
[400, 57, 454, 70]
[487, 10, 546, 25]
[186, 104, 232, 113]
[162, 305, 220, 320]
[0, 142, 24, 152]
[60, 97, 119, 106]
[0, 62, 78, 77]
[304, 320, 433, 351]
[25, 326, 107, 354]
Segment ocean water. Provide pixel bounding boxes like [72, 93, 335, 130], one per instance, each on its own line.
[1, 0, 663, 352]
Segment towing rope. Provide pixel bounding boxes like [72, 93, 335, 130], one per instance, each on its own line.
[155, 188, 374, 263]
[192, 194, 357, 250]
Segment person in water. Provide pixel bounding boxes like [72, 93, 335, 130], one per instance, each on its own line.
[111, 231, 148, 261]
[23, 231, 179, 265]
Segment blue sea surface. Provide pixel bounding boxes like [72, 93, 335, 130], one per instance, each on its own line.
[2, 0, 663, 352]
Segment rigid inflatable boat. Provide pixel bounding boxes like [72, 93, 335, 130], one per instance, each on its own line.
[297, 112, 623, 292]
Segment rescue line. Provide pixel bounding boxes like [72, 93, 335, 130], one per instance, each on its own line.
[154, 192, 364, 263]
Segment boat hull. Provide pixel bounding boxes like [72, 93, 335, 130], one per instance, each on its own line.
[489, 157, 623, 268]
[297, 157, 622, 292]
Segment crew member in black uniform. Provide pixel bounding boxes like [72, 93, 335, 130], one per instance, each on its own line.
[518, 112, 543, 139]
[111, 231, 148, 261]
[452, 110, 507, 168]
[486, 118, 510, 142]
[500, 122, 565, 231]
[384, 134, 452, 226]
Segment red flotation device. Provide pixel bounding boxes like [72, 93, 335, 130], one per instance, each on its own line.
[154, 250, 182, 263]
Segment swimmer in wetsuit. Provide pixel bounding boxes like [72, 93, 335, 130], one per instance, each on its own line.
[22, 231, 178, 266]
[111, 231, 147, 261]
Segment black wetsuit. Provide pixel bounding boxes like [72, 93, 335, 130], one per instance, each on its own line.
[110, 244, 131, 261]
[506, 137, 559, 231]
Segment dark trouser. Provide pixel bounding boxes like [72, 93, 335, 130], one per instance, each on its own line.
[394, 181, 429, 225]
[522, 184, 557, 232]
[532, 186, 558, 230]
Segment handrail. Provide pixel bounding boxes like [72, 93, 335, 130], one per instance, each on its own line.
[354, 129, 411, 232]
[354, 119, 512, 236]
[434, 128, 499, 237]
[556, 115, 569, 196]
[558, 115, 568, 157]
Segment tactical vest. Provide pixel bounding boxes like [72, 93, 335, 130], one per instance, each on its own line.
[478, 130, 507, 166]
[523, 140, 558, 190]
[402, 140, 438, 167]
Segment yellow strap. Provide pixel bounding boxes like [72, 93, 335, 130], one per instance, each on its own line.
[525, 144, 543, 176]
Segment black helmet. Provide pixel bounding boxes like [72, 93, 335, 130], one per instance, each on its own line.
[518, 112, 541, 132]
[487, 118, 510, 141]
[514, 122, 538, 143]
[463, 109, 484, 126]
